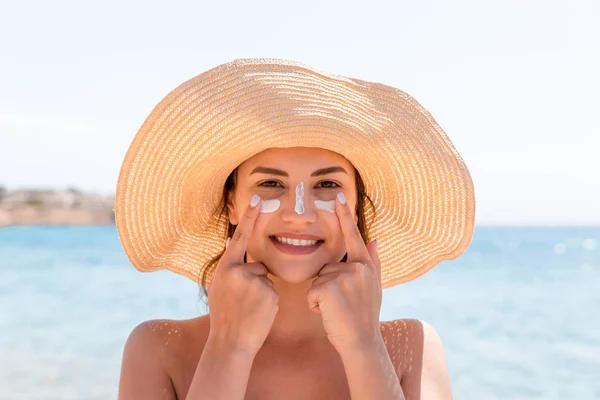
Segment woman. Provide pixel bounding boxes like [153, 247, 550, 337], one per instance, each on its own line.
[115, 59, 475, 399]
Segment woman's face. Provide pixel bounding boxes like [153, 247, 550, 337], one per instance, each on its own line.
[228, 147, 358, 283]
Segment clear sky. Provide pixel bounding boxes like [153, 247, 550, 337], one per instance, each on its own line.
[0, 0, 598, 225]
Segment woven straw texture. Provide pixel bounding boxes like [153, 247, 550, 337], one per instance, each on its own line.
[115, 58, 475, 288]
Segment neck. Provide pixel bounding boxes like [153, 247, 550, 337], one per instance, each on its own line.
[262, 273, 329, 348]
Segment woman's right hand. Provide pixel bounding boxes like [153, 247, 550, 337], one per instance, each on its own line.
[206, 194, 279, 355]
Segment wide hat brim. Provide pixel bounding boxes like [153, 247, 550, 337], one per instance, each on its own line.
[115, 58, 475, 288]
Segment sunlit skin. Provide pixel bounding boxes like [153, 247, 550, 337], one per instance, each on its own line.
[226, 147, 360, 345]
[229, 147, 358, 281]
[118, 147, 453, 400]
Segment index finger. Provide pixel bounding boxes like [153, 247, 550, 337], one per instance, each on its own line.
[224, 194, 261, 264]
[335, 191, 371, 263]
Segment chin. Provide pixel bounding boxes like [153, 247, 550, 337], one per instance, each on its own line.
[266, 254, 348, 283]
[268, 266, 321, 284]
[252, 256, 325, 283]
[247, 246, 346, 282]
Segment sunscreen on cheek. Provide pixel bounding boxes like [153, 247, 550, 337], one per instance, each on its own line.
[295, 182, 305, 214]
[260, 198, 281, 213]
[314, 200, 335, 213]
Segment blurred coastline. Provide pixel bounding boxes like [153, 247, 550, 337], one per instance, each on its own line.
[0, 186, 114, 227]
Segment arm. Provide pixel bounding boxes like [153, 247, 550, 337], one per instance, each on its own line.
[417, 321, 453, 399]
[118, 321, 177, 400]
[339, 336, 405, 400]
[119, 322, 258, 400]
[400, 320, 453, 400]
[183, 195, 277, 399]
[184, 335, 257, 400]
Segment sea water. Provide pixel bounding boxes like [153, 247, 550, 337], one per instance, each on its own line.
[0, 226, 599, 399]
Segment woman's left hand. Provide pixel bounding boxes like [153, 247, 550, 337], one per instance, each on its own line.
[307, 192, 383, 354]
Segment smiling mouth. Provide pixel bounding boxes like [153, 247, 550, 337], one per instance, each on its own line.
[270, 235, 324, 246]
[268, 236, 324, 255]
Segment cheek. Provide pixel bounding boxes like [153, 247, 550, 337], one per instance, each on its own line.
[319, 213, 343, 242]
[260, 198, 280, 213]
[314, 199, 335, 213]
[246, 213, 274, 245]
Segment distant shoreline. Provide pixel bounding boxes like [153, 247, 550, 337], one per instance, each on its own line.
[0, 187, 114, 227]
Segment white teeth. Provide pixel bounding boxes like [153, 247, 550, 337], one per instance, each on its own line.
[274, 236, 319, 246]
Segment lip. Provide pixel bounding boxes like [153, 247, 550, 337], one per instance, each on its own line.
[271, 232, 323, 240]
[270, 236, 324, 255]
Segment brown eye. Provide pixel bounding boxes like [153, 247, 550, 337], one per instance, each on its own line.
[258, 180, 340, 189]
[258, 180, 283, 188]
[317, 181, 341, 189]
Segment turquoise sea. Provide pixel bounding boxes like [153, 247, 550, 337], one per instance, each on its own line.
[1, 226, 599, 399]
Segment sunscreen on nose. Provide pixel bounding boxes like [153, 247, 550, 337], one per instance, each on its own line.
[295, 182, 305, 214]
[314, 200, 335, 213]
[260, 199, 280, 213]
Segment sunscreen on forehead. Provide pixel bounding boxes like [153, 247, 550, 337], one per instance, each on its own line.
[260, 199, 280, 213]
[295, 182, 305, 214]
[314, 200, 335, 213]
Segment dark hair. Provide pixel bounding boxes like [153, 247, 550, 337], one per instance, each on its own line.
[198, 167, 376, 300]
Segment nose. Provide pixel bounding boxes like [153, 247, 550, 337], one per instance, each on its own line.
[280, 187, 317, 224]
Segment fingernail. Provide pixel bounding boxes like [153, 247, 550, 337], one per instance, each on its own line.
[337, 192, 346, 205]
[250, 194, 261, 208]
[375, 239, 379, 250]
[226, 237, 230, 249]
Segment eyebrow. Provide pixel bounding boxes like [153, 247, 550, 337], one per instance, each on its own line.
[250, 166, 348, 177]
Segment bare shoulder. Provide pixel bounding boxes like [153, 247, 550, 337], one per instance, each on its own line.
[380, 319, 452, 400]
[380, 318, 423, 375]
[118, 316, 211, 400]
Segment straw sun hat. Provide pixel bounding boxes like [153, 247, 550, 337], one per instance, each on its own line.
[115, 58, 475, 288]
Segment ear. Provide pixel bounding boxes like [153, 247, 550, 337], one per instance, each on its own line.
[226, 192, 239, 225]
